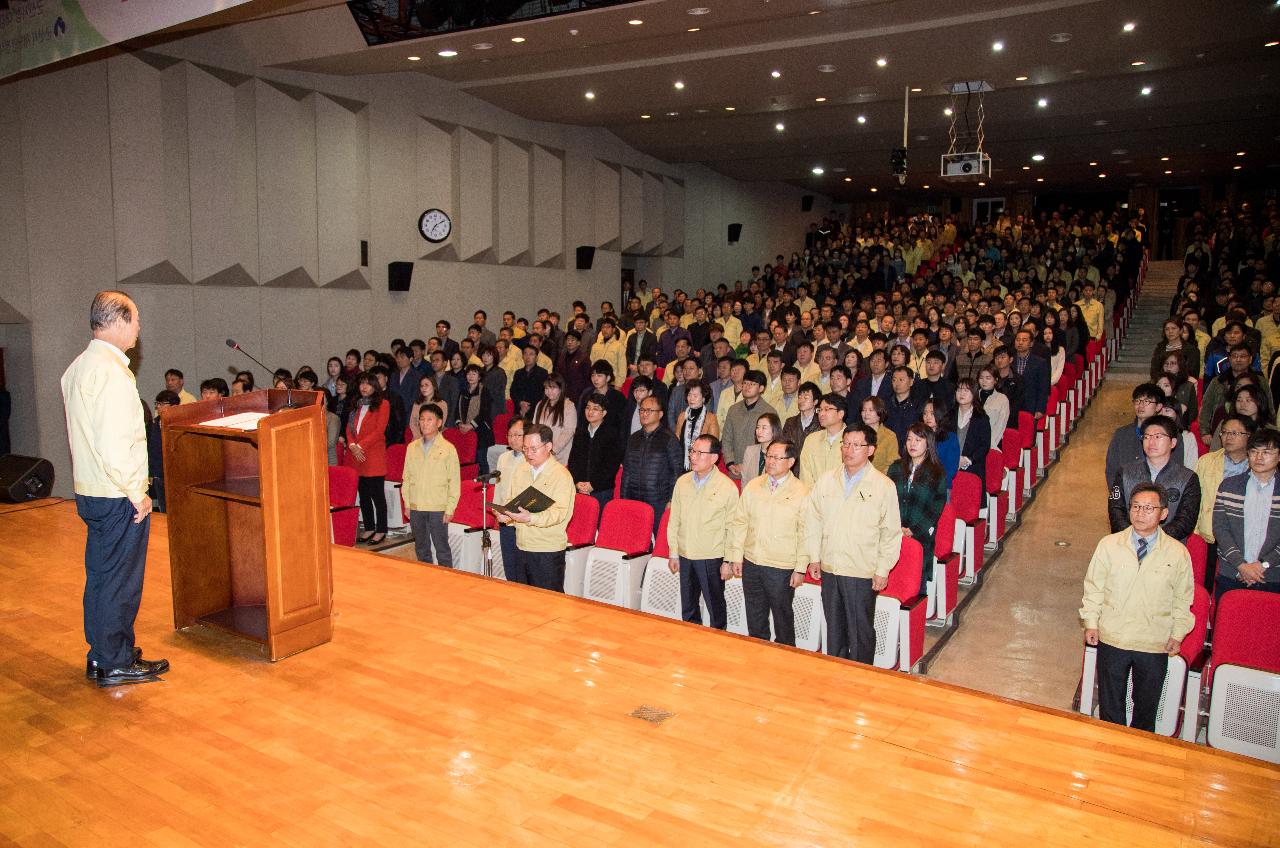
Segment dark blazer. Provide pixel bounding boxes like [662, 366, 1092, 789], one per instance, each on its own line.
[1108, 460, 1201, 540]
[957, 411, 991, 479]
[578, 385, 627, 428]
[625, 330, 658, 368]
[1016, 353, 1051, 415]
[384, 392, 408, 446]
[884, 392, 924, 447]
[567, 423, 624, 496]
[1104, 420, 1143, 488]
[781, 412, 823, 462]
[849, 371, 893, 417]
[620, 426, 684, 507]
[509, 365, 548, 414]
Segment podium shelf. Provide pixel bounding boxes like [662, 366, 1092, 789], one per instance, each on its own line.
[198, 605, 268, 644]
[190, 477, 261, 505]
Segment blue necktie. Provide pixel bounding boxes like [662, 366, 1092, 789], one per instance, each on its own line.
[1136, 537, 1148, 561]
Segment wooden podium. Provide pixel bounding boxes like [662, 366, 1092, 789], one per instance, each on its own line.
[161, 389, 333, 660]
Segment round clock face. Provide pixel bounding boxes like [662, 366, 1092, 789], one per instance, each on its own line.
[418, 208, 451, 243]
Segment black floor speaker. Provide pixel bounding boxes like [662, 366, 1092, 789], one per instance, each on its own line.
[0, 454, 54, 502]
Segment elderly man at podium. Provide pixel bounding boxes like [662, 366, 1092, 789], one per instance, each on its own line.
[61, 291, 170, 686]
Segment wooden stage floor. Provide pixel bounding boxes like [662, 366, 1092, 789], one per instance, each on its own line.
[2, 501, 1277, 846]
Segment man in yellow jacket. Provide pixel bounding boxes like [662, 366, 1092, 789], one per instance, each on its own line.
[666, 434, 739, 629]
[725, 439, 809, 645]
[1080, 482, 1195, 732]
[498, 423, 576, 591]
[401, 403, 461, 567]
[61, 291, 169, 686]
[804, 422, 902, 664]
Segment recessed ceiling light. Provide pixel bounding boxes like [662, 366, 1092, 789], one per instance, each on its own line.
[775, 122, 785, 131]
[808, 9, 821, 15]
[674, 81, 685, 90]
[1160, 156, 1170, 161]
[687, 6, 711, 14]
[628, 19, 643, 25]
[473, 42, 493, 50]
[695, 108, 709, 113]
[1123, 22, 1136, 32]
[1267, 41, 1280, 47]
[1035, 177, 1045, 182]
[944, 107, 953, 116]
[977, 181, 986, 187]
[1031, 153, 1045, 161]
[1237, 150, 1246, 156]
[1234, 165, 1243, 170]
[844, 177, 852, 182]
[1049, 32, 1072, 43]
[687, 27, 700, 32]
[818, 64, 836, 73]
[771, 69, 782, 78]
[724, 106, 735, 111]
[856, 114, 867, 124]
[1037, 98, 1049, 107]
[640, 114, 651, 119]
[992, 41, 1004, 52]
[910, 87, 923, 92]
[815, 96, 827, 102]
[1140, 86, 1152, 95]
[666, 111, 679, 116]
[438, 49, 458, 57]
[1022, 165, 1031, 170]
[1015, 75, 1029, 81]
[510, 36, 525, 43]
[1097, 173, 1107, 178]
[584, 91, 595, 100]
[923, 184, 930, 189]
[1164, 169, 1173, 174]
[407, 55, 421, 61]
[1094, 119, 1108, 126]
[1130, 60, 1145, 66]
[876, 57, 888, 67]
[812, 166, 824, 175]
[870, 187, 878, 192]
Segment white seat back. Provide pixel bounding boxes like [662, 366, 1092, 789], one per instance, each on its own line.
[792, 583, 824, 652]
[1079, 647, 1188, 738]
[448, 522, 475, 573]
[872, 595, 902, 669]
[639, 557, 681, 620]
[564, 547, 590, 596]
[723, 578, 749, 636]
[582, 548, 646, 609]
[383, 481, 408, 531]
[1208, 664, 1280, 763]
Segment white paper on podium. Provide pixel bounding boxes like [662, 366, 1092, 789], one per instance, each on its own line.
[199, 411, 270, 431]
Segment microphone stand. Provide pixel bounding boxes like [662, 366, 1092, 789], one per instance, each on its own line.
[226, 339, 301, 409]
[481, 477, 494, 578]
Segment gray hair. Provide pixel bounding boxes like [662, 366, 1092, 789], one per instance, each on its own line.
[90, 291, 134, 332]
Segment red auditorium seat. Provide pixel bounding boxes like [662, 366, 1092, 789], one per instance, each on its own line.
[1197, 591, 1280, 759]
[928, 501, 960, 626]
[384, 442, 409, 529]
[327, 465, 359, 546]
[873, 536, 926, 672]
[1016, 410, 1037, 496]
[952, 470, 985, 583]
[581, 499, 655, 609]
[492, 412, 512, 446]
[563, 493, 602, 596]
[443, 426, 478, 464]
[984, 448, 1007, 547]
[1002, 428, 1023, 517]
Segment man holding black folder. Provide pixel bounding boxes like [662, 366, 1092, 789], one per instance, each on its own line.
[497, 423, 576, 591]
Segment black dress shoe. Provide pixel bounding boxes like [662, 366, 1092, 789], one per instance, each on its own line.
[96, 658, 169, 687]
[86, 647, 141, 679]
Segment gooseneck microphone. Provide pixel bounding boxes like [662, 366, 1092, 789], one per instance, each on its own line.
[226, 338, 300, 409]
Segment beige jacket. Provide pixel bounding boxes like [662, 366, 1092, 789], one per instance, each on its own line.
[725, 473, 810, 571]
[61, 339, 148, 501]
[804, 464, 902, 579]
[1079, 529, 1195, 654]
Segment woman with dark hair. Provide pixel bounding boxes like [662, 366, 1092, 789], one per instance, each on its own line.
[361, 349, 379, 371]
[740, 411, 783, 484]
[887, 422, 949, 596]
[323, 356, 343, 395]
[1209, 383, 1274, 450]
[946, 378, 991, 478]
[1041, 324, 1066, 385]
[341, 372, 390, 545]
[923, 399, 959, 485]
[860, 396, 900, 473]
[1151, 317, 1200, 379]
[325, 374, 350, 464]
[533, 372, 577, 464]
[1155, 351, 1198, 428]
[1066, 304, 1091, 358]
[456, 363, 494, 470]
[343, 349, 361, 382]
[478, 345, 507, 417]
[674, 379, 720, 470]
[409, 372, 446, 440]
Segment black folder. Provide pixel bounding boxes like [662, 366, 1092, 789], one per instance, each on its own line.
[491, 485, 555, 515]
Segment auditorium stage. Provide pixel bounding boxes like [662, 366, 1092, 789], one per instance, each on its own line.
[2, 502, 1277, 846]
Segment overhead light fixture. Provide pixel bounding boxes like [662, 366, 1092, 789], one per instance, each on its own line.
[1097, 173, 1107, 178]
[771, 69, 782, 78]
[843, 177, 852, 182]
[869, 187, 878, 192]
[510, 36, 525, 43]
[812, 166, 824, 175]
[818, 64, 836, 73]
[1089, 161, 1098, 166]
[1237, 150, 1247, 156]
[910, 87, 923, 92]
[687, 27, 700, 32]
[666, 111, 679, 116]
[1036, 177, 1044, 182]
[815, 96, 827, 102]
[407, 55, 421, 61]
[1015, 75, 1029, 81]
[472, 42, 493, 50]
[1267, 40, 1280, 47]
[1160, 156, 1170, 161]
[977, 181, 986, 186]
[1164, 169, 1172, 174]
[437, 49, 458, 57]
[1037, 98, 1049, 108]
[687, 6, 711, 14]
[724, 106, 735, 111]
[775, 122, 785, 131]
[674, 80, 685, 90]
[1130, 60, 1145, 66]
[992, 40, 1004, 52]
[1123, 22, 1136, 32]
[1140, 86, 1152, 95]
[856, 114, 867, 124]
[640, 114, 651, 119]
[584, 91, 595, 100]
[1049, 32, 1072, 43]
[628, 19, 644, 25]
[808, 9, 821, 14]
[876, 57, 888, 67]
[1234, 165, 1243, 170]
[923, 184, 930, 189]
[944, 107, 953, 116]
[1022, 165, 1031, 171]
[1031, 153, 1045, 161]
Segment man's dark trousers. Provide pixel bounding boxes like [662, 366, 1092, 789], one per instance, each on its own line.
[742, 560, 796, 645]
[821, 572, 877, 664]
[76, 495, 149, 668]
[512, 547, 566, 592]
[1096, 642, 1168, 732]
[679, 556, 726, 629]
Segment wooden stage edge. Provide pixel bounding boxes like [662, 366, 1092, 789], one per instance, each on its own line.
[1, 502, 1277, 847]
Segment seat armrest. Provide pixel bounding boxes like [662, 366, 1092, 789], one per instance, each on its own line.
[901, 594, 926, 611]
[329, 504, 359, 513]
[1187, 650, 1209, 674]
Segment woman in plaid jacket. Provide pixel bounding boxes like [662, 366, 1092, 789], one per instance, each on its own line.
[887, 422, 949, 596]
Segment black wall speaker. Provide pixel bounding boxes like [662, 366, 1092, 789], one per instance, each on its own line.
[388, 261, 413, 292]
[801, 195, 814, 212]
[727, 223, 742, 244]
[575, 245, 596, 270]
[0, 454, 54, 503]
[360, 240, 369, 267]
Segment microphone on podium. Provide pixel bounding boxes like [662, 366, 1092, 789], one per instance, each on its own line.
[475, 470, 501, 484]
[226, 338, 301, 409]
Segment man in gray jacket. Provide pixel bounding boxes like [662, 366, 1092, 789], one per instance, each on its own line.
[1212, 427, 1280, 601]
[721, 370, 777, 480]
[1108, 415, 1200, 541]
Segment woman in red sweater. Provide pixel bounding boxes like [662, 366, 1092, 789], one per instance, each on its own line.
[342, 372, 390, 544]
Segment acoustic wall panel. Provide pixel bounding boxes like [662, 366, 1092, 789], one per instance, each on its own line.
[316, 94, 369, 287]
[620, 167, 643, 254]
[663, 177, 685, 255]
[416, 116, 455, 260]
[256, 80, 318, 288]
[260, 288, 322, 376]
[193, 286, 262, 387]
[188, 63, 257, 287]
[531, 144, 563, 268]
[108, 54, 192, 286]
[642, 171, 664, 255]
[593, 159, 620, 250]
[456, 127, 494, 262]
[495, 136, 530, 265]
[125, 285, 196, 397]
[0, 86, 30, 318]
